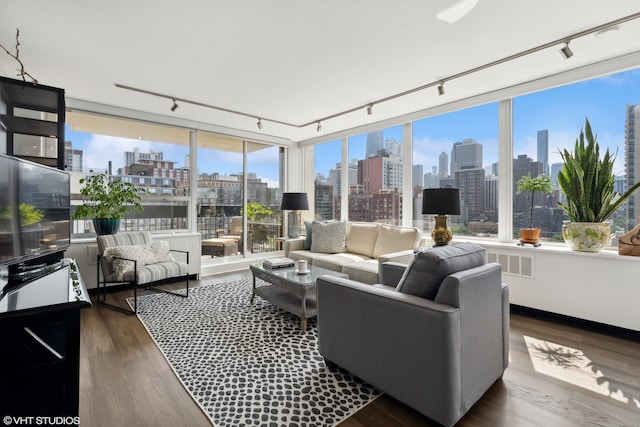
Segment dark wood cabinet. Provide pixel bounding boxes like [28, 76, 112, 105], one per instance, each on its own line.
[0, 76, 65, 170]
[0, 262, 90, 421]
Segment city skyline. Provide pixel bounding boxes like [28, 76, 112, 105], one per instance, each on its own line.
[316, 68, 640, 178]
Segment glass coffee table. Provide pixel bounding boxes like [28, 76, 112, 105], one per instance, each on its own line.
[249, 262, 348, 332]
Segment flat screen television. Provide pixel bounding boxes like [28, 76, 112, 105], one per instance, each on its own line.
[0, 154, 70, 270]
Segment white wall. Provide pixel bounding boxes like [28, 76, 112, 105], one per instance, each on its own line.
[66, 232, 202, 289]
[474, 239, 640, 332]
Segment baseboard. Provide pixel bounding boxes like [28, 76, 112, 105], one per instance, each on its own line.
[510, 304, 640, 342]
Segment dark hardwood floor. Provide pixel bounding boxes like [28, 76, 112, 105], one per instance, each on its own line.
[79, 271, 640, 426]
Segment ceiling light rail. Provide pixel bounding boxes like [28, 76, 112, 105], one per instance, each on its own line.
[115, 11, 640, 132]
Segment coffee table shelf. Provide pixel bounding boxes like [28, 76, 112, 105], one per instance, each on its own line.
[249, 262, 347, 332]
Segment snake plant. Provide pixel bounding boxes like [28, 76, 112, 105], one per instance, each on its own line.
[557, 118, 640, 222]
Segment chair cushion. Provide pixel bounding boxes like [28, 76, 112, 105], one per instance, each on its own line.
[311, 221, 347, 253]
[104, 240, 175, 280]
[113, 261, 188, 284]
[345, 222, 380, 258]
[396, 242, 486, 300]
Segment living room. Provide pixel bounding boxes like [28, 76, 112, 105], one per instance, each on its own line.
[2, 1, 640, 426]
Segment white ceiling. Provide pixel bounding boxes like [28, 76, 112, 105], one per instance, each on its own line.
[2, 1, 640, 144]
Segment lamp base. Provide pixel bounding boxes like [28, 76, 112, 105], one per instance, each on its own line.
[287, 211, 301, 238]
[431, 214, 453, 246]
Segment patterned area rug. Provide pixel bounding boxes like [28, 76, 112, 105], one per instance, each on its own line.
[130, 278, 380, 426]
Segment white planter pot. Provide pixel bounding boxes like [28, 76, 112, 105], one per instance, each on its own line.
[562, 222, 611, 253]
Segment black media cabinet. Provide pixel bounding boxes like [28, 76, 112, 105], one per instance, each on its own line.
[0, 261, 91, 422]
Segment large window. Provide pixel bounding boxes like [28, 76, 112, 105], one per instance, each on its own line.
[247, 143, 282, 253]
[313, 139, 342, 220]
[67, 112, 286, 259]
[347, 126, 404, 225]
[66, 112, 191, 237]
[513, 68, 640, 243]
[197, 134, 283, 257]
[412, 103, 499, 238]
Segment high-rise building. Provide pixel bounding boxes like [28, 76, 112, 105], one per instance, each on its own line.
[455, 168, 485, 222]
[412, 164, 424, 188]
[513, 154, 544, 213]
[328, 159, 358, 197]
[385, 138, 402, 156]
[485, 175, 498, 214]
[124, 147, 164, 166]
[439, 152, 449, 177]
[550, 162, 563, 189]
[450, 138, 482, 174]
[64, 141, 83, 172]
[423, 173, 440, 189]
[537, 130, 549, 174]
[358, 152, 402, 194]
[626, 104, 640, 228]
[365, 131, 384, 158]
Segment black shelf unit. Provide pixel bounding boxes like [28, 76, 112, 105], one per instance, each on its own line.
[0, 76, 66, 170]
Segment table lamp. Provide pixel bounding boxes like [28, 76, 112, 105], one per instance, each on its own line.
[280, 192, 309, 238]
[422, 188, 461, 246]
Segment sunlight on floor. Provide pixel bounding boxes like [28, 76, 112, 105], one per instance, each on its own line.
[524, 335, 639, 408]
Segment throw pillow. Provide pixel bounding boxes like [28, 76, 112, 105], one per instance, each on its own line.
[304, 221, 313, 250]
[104, 240, 175, 280]
[310, 220, 347, 253]
[396, 242, 486, 300]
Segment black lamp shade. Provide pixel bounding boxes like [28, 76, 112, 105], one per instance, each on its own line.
[280, 192, 309, 210]
[422, 188, 460, 215]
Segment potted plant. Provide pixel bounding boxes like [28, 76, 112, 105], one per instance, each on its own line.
[72, 173, 146, 235]
[242, 201, 273, 243]
[516, 173, 554, 246]
[558, 118, 640, 252]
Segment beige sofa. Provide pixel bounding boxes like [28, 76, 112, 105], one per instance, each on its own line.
[284, 221, 422, 284]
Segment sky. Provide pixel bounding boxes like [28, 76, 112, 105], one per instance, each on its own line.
[315, 67, 640, 178]
[66, 68, 640, 186]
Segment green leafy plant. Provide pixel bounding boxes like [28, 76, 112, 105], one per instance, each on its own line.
[241, 201, 273, 221]
[558, 118, 640, 222]
[72, 173, 146, 220]
[516, 173, 554, 229]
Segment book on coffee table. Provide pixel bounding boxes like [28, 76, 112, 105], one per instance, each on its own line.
[263, 257, 295, 269]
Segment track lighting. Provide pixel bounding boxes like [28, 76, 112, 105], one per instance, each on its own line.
[257, 118, 263, 129]
[316, 122, 322, 132]
[367, 104, 373, 115]
[560, 41, 574, 59]
[170, 99, 179, 111]
[437, 82, 445, 96]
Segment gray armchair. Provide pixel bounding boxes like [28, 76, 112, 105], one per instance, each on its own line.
[316, 242, 509, 427]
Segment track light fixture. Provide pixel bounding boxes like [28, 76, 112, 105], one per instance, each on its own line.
[367, 104, 373, 115]
[560, 41, 574, 59]
[437, 82, 445, 96]
[170, 99, 179, 112]
[316, 122, 322, 132]
[257, 118, 263, 129]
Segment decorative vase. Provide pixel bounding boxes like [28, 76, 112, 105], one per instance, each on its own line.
[519, 228, 541, 246]
[93, 218, 120, 235]
[562, 221, 611, 253]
